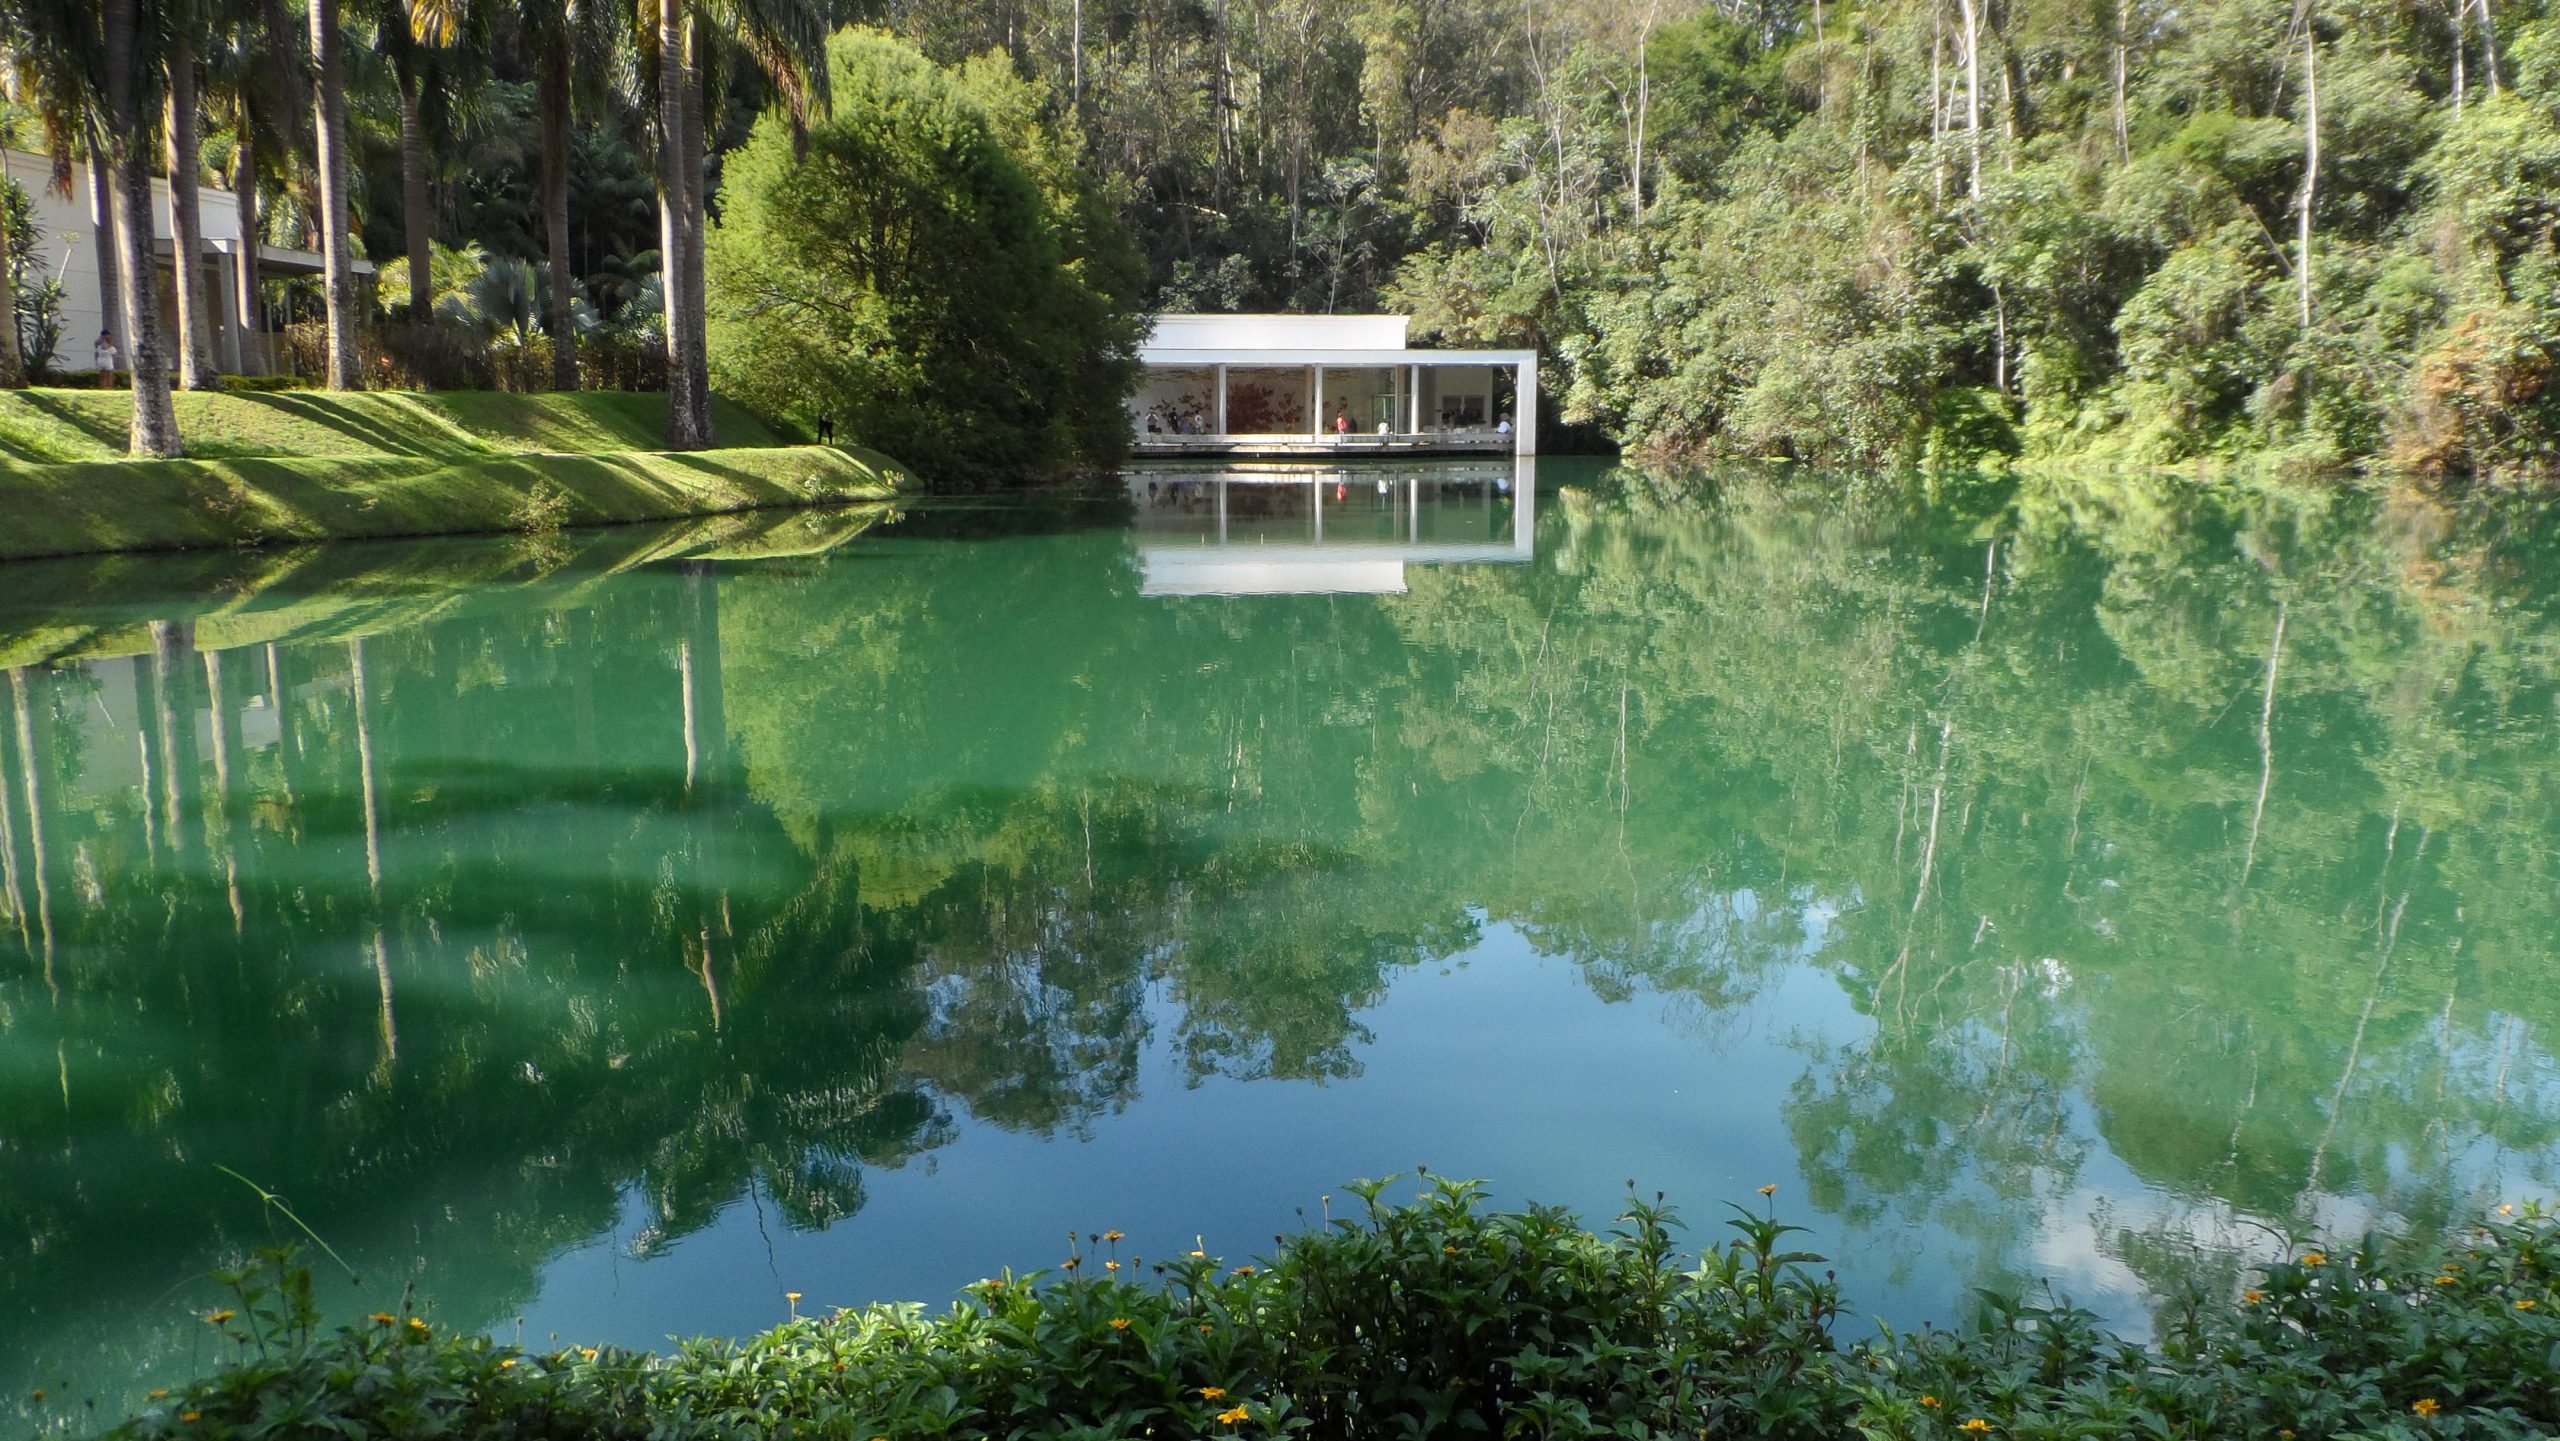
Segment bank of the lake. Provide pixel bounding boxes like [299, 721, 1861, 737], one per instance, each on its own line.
[0, 389, 907, 562]
[75, 1189, 2560, 1441]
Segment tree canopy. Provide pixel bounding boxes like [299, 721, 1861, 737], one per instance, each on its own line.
[705, 28, 1143, 479]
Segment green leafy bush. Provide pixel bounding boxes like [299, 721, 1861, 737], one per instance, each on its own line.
[51, 1188, 2559, 1441]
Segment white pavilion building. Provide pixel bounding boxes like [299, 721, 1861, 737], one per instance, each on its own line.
[1129, 314, 1537, 458]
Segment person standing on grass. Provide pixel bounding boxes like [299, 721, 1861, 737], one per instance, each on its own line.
[94, 331, 119, 388]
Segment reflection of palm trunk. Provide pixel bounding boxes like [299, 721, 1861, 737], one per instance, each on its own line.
[349, 639, 393, 1069]
[204, 649, 245, 931]
[677, 560, 726, 794]
[149, 621, 201, 852]
[677, 561, 730, 1027]
[8, 669, 56, 987]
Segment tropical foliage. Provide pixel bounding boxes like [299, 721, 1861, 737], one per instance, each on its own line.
[40, 1187, 2560, 1441]
[706, 29, 1143, 478]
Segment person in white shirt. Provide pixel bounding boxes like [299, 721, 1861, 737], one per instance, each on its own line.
[93, 331, 119, 388]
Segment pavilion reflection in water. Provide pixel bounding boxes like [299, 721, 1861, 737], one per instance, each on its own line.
[1126, 459, 1533, 596]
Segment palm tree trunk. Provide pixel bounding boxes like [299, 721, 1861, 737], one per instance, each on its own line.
[165, 0, 224, 390]
[104, 0, 184, 456]
[397, 64, 431, 319]
[232, 116, 263, 369]
[83, 136, 122, 355]
[0, 196, 23, 385]
[657, 0, 711, 448]
[310, 0, 362, 389]
[541, 38, 578, 390]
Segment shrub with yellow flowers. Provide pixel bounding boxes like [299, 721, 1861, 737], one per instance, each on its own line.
[73, 1192, 2560, 1441]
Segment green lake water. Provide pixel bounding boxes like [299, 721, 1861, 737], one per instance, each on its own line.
[3, 460, 2557, 1409]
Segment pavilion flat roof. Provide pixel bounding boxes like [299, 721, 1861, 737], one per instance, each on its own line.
[1136, 347, 1537, 367]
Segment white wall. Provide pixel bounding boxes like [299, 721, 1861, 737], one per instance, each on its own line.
[1143, 313, 1408, 357]
[4, 147, 274, 373]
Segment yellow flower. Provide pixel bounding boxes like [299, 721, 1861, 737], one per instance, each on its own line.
[1960, 1421, 1992, 1434]
[1217, 1406, 1251, 1425]
[499, 1359, 517, 1370]
[204, 1310, 236, 1325]
[1109, 1318, 1132, 1331]
[1104, 1230, 1125, 1243]
[146, 1392, 168, 1402]
[2499, 1204, 2516, 1215]
[1920, 1395, 1940, 1408]
[407, 1318, 430, 1333]
[581, 1348, 598, 1361]
[1231, 1265, 1257, 1276]
[2243, 1290, 2263, 1305]
[785, 1292, 802, 1303]
[1199, 1324, 1213, 1334]
[180, 1414, 201, 1425]
[2412, 1397, 2441, 1417]
[2519, 1300, 2539, 1311]
[2299, 1252, 2326, 1267]
[1758, 1184, 1778, 1197]
[1189, 1249, 1207, 1259]
[1062, 1258, 1081, 1271]
[1443, 1245, 1458, 1255]
[369, 1313, 397, 1326]
[1197, 1387, 1228, 1400]
[2435, 1276, 2458, 1286]
[1106, 1260, 1122, 1273]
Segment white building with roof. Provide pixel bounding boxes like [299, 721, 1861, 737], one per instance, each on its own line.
[1130, 313, 1537, 457]
[4, 147, 365, 376]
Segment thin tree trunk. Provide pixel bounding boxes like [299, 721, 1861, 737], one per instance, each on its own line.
[2474, 0, 2501, 92]
[2113, 0, 2130, 159]
[104, 0, 185, 456]
[0, 185, 21, 384]
[541, 39, 578, 390]
[398, 66, 432, 319]
[658, 0, 711, 448]
[311, 0, 362, 389]
[2449, 0, 2466, 113]
[2296, 14, 2317, 331]
[1957, 0, 1984, 197]
[232, 119, 262, 365]
[84, 137, 122, 355]
[165, 3, 223, 390]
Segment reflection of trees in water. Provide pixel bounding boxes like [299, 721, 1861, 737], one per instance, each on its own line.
[7, 473, 2560, 1393]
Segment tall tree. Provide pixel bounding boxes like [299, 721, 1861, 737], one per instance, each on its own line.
[310, 0, 362, 388]
[102, 0, 185, 451]
[165, 0, 224, 388]
[648, 0, 829, 448]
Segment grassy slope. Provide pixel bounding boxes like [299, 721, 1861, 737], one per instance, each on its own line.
[0, 389, 907, 562]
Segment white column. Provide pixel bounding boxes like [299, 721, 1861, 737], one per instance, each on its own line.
[1408, 364, 1420, 434]
[1214, 364, 1228, 435]
[1311, 366, 1325, 439]
[1515, 357, 1539, 456]
[216, 242, 245, 373]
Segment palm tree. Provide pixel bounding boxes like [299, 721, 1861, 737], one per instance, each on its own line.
[101, 0, 184, 449]
[515, 0, 622, 392]
[5, 0, 184, 449]
[381, 0, 488, 324]
[647, 0, 828, 448]
[310, 0, 361, 389]
[165, 0, 225, 388]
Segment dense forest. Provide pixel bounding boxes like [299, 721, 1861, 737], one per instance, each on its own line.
[6, 0, 2560, 471]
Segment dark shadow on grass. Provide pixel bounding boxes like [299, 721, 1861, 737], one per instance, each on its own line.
[229, 393, 476, 457]
[14, 390, 130, 458]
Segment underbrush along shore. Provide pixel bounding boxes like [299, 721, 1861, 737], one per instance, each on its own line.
[40, 1179, 2560, 1441]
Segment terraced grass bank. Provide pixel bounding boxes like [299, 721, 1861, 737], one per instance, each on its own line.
[0, 389, 907, 562]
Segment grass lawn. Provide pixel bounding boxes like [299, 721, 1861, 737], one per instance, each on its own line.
[0, 388, 907, 561]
